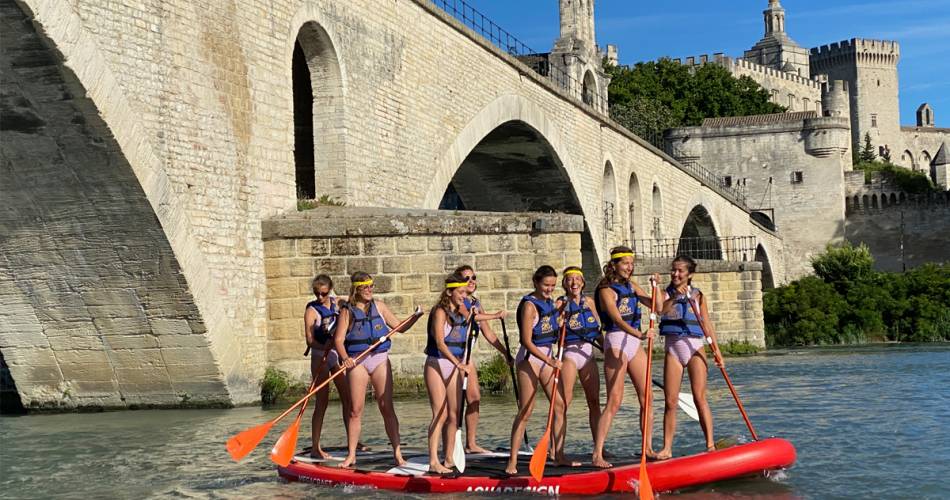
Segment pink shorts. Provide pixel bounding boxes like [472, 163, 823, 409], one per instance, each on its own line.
[604, 330, 642, 362]
[424, 356, 458, 380]
[310, 348, 340, 376]
[516, 344, 555, 371]
[665, 336, 706, 366]
[563, 340, 594, 371]
[354, 350, 389, 376]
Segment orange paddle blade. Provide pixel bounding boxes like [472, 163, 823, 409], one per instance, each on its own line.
[270, 418, 303, 467]
[528, 430, 551, 482]
[639, 460, 654, 499]
[226, 420, 274, 461]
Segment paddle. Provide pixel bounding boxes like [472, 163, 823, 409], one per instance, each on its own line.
[651, 379, 700, 422]
[686, 286, 759, 441]
[500, 318, 532, 452]
[528, 310, 569, 482]
[227, 307, 424, 462]
[638, 277, 659, 500]
[452, 309, 479, 473]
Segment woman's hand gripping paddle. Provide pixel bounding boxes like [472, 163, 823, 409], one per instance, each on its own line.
[686, 286, 759, 441]
[452, 309, 479, 473]
[638, 277, 659, 500]
[528, 309, 569, 482]
[227, 307, 424, 463]
[501, 319, 532, 452]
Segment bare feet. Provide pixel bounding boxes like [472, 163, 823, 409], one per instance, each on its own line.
[706, 445, 717, 452]
[357, 442, 372, 452]
[465, 444, 490, 454]
[591, 455, 612, 469]
[504, 466, 518, 476]
[555, 455, 582, 467]
[310, 447, 331, 459]
[645, 450, 659, 460]
[429, 462, 452, 474]
[655, 449, 673, 461]
[394, 452, 406, 467]
[338, 455, 356, 468]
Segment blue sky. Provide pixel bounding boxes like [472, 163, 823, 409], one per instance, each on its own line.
[464, 0, 950, 126]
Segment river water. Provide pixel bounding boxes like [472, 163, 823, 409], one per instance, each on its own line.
[2, 344, 948, 499]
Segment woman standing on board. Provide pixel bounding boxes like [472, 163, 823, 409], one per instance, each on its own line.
[591, 247, 657, 468]
[423, 272, 473, 473]
[454, 264, 511, 454]
[656, 255, 722, 460]
[334, 272, 422, 468]
[553, 266, 604, 462]
[304, 274, 367, 458]
[505, 265, 576, 475]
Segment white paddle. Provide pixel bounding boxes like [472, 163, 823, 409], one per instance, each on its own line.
[452, 311, 478, 473]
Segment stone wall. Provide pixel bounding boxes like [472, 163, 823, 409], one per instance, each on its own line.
[899, 127, 950, 178]
[665, 114, 850, 279]
[845, 196, 950, 272]
[262, 208, 584, 379]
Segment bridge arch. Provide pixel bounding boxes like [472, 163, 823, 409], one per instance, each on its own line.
[677, 205, 723, 260]
[755, 244, 776, 290]
[628, 171, 642, 244]
[288, 10, 349, 201]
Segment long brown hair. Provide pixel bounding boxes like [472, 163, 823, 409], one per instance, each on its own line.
[597, 245, 634, 289]
[437, 271, 469, 314]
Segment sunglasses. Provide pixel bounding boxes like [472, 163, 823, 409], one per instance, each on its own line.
[465, 275, 477, 281]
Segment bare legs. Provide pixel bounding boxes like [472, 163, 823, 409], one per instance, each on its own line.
[592, 347, 653, 468]
[424, 361, 459, 473]
[505, 361, 563, 475]
[463, 365, 490, 453]
[657, 349, 713, 460]
[557, 358, 600, 465]
[340, 360, 405, 468]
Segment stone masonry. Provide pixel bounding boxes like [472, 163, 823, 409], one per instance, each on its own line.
[2, 0, 780, 408]
[262, 208, 766, 384]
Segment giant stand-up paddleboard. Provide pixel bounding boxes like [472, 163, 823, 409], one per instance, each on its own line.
[278, 438, 795, 494]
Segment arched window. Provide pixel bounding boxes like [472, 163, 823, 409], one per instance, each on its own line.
[582, 70, 596, 106]
[890, 193, 897, 205]
[651, 184, 663, 239]
[628, 172, 641, 244]
[871, 194, 878, 209]
[602, 161, 617, 236]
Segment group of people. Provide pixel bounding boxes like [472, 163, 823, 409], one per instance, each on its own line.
[303, 245, 725, 474]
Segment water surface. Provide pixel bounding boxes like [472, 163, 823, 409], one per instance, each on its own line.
[2, 344, 948, 499]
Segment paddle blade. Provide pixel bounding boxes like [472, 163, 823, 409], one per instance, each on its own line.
[678, 392, 700, 421]
[227, 421, 274, 461]
[270, 418, 303, 467]
[528, 430, 551, 482]
[639, 460, 655, 499]
[453, 429, 466, 473]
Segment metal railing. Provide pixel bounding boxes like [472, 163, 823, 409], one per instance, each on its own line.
[632, 236, 758, 262]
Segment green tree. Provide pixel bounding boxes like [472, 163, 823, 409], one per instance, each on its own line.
[859, 132, 877, 163]
[606, 58, 785, 140]
[763, 276, 846, 346]
[811, 242, 874, 293]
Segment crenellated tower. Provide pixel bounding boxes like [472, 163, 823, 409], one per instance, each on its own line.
[810, 38, 902, 158]
[551, 0, 610, 113]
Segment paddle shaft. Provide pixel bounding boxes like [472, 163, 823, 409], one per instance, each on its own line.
[540, 315, 569, 452]
[686, 289, 759, 441]
[501, 319, 531, 447]
[457, 312, 479, 430]
[270, 311, 421, 426]
[642, 280, 658, 458]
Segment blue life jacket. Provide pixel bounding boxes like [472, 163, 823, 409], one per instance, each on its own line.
[307, 300, 338, 346]
[659, 286, 705, 338]
[343, 301, 391, 356]
[463, 297, 480, 314]
[561, 295, 600, 343]
[517, 295, 559, 347]
[599, 282, 641, 332]
[424, 308, 468, 359]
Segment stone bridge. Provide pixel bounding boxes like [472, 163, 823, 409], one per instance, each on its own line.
[1, 0, 782, 409]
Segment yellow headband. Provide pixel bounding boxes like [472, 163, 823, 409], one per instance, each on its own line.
[564, 269, 584, 277]
[351, 279, 373, 287]
[445, 282, 469, 289]
[611, 252, 635, 260]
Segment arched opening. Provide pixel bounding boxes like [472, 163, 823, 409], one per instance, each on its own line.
[751, 211, 775, 230]
[628, 172, 641, 244]
[0, 351, 25, 414]
[677, 205, 723, 260]
[899, 192, 907, 203]
[754, 244, 775, 290]
[603, 162, 617, 239]
[437, 120, 596, 271]
[863, 194, 869, 208]
[881, 194, 888, 207]
[582, 70, 596, 106]
[890, 193, 897, 205]
[902, 149, 916, 170]
[921, 150, 932, 167]
[293, 22, 346, 201]
[871, 194, 878, 209]
[852, 195, 860, 209]
[651, 184, 663, 239]
[845, 196, 853, 212]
